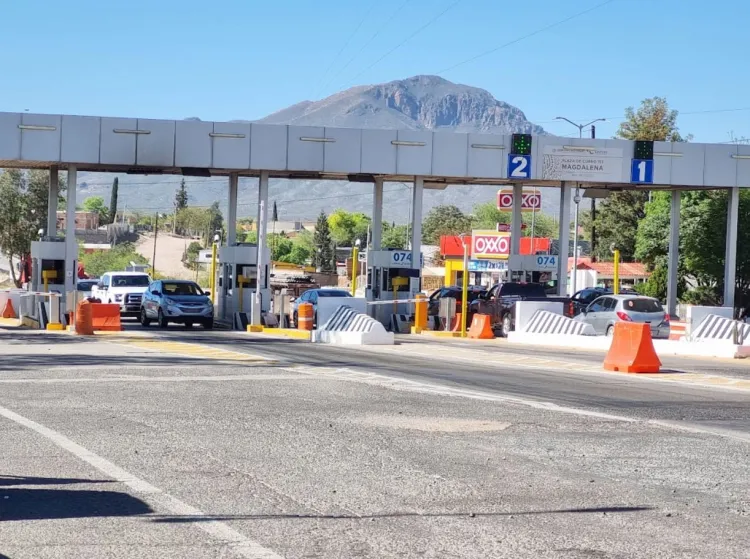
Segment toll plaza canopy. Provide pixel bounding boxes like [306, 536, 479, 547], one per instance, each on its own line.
[1, 111, 750, 188]
[0, 111, 746, 319]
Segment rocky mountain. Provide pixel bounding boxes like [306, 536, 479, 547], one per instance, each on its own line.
[76, 75, 561, 222]
[259, 75, 546, 134]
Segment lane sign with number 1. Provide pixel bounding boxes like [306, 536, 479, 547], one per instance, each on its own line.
[631, 159, 654, 184]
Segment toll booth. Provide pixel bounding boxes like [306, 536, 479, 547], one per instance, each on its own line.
[508, 255, 558, 284]
[366, 249, 422, 326]
[217, 244, 271, 320]
[30, 238, 71, 294]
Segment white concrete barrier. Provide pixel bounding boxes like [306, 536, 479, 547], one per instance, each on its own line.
[690, 314, 750, 343]
[316, 297, 366, 327]
[312, 305, 394, 345]
[507, 330, 750, 359]
[686, 305, 734, 338]
[515, 301, 564, 333]
[522, 310, 595, 336]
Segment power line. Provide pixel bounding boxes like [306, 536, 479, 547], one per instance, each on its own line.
[320, 0, 413, 95]
[312, 0, 379, 99]
[347, 0, 464, 85]
[435, 0, 617, 75]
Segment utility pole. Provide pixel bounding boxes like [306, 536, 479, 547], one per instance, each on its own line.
[590, 125, 597, 261]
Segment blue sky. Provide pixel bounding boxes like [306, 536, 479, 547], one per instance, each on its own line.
[1, 0, 747, 143]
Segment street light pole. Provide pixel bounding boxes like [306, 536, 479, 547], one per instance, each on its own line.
[554, 117, 606, 295]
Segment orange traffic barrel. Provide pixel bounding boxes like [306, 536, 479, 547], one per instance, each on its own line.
[74, 300, 94, 335]
[297, 302, 314, 331]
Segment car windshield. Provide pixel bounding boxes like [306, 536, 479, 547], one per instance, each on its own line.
[162, 282, 203, 296]
[317, 290, 351, 297]
[111, 275, 150, 287]
[623, 298, 663, 313]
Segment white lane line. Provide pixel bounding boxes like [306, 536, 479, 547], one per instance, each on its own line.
[0, 403, 284, 559]
[0, 374, 311, 384]
[286, 366, 638, 424]
[287, 365, 750, 443]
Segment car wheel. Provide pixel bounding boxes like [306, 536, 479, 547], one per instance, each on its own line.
[139, 309, 151, 327]
[501, 313, 512, 338]
[202, 319, 214, 330]
[606, 325, 614, 337]
[158, 309, 169, 329]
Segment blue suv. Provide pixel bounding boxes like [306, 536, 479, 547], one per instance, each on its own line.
[140, 280, 214, 329]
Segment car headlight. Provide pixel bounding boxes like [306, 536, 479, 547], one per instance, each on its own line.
[164, 297, 176, 305]
[114, 294, 123, 301]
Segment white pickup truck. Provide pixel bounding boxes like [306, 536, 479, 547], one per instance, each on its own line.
[90, 271, 152, 317]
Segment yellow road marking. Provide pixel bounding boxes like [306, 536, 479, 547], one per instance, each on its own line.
[114, 338, 274, 363]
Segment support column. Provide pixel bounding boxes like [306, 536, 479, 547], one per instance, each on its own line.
[724, 186, 739, 310]
[65, 166, 77, 301]
[511, 183, 522, 257]
[666, 190, 681, 317]
[556, 183, 571, 296]
[48, 166, 58, 237]
[252, 171, 269, 325]
[371, 178, 383, 250]
[227, 173, 238, 246]
[410, 177, 424, 297]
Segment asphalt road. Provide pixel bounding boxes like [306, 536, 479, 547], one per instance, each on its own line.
[127, 326, 750, 439]
[1, 326, 749, 558]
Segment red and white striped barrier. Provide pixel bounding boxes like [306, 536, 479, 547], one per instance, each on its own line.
[669, 321, 687, 341]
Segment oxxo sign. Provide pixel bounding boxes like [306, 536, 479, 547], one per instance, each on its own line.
[471, 231, 510, 260]
[496, 190, 542, 212]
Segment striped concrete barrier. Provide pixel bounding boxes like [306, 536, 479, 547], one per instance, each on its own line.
[522, 310, 595, 336]
[691, 314, 750, 343]
[313, 305, 394, 345]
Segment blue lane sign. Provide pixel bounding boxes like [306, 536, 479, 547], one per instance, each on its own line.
[631, 159, 654, 184]
[508, 154, 532, 179]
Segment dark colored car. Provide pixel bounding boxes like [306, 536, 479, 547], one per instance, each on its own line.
[469, 282, 572, 337]
[427, 285, 487, 316]
[140, 280, 214, 329]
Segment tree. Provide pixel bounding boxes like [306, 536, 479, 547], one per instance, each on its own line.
[328, 209, 370, 246]
[594, 97, 690, 261]
[0, 170, 67, 287]
[313, 211, 335, 273]
[207, 202, 224, 245]
[182, 241, 203, 271]
[174, 179, 188, 234]
[107, 177, 119, 225]
[421, 205, 471, 244]
[175, 179, 188, 212]
[82, 196, 110, 226]
[382, 223, 408, 250]
[80, 242, 148, 278]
